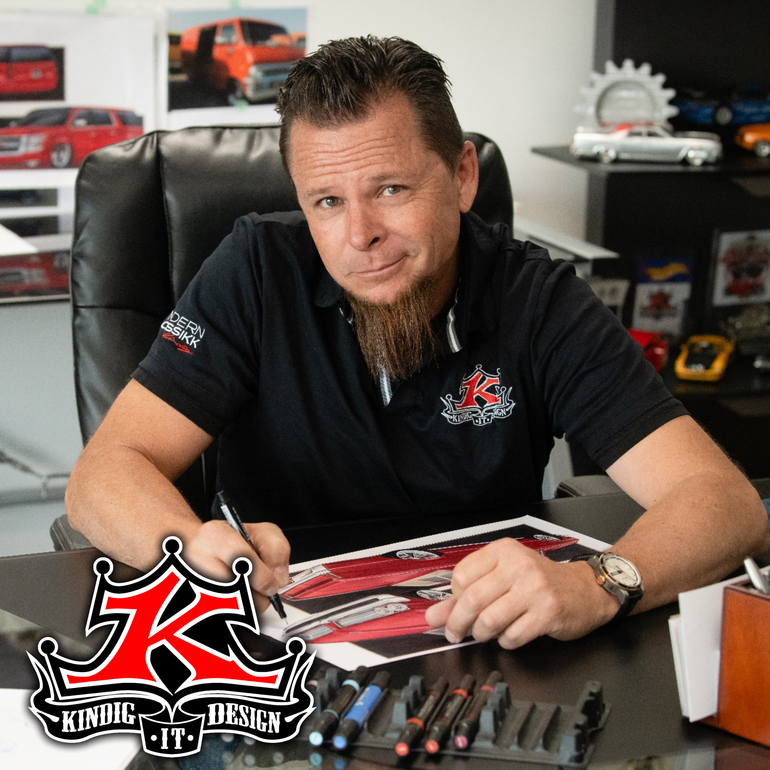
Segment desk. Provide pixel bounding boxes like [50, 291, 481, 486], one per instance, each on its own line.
[1, 493, 768, 769]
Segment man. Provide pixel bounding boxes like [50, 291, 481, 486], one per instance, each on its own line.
[66, 36, 769, 650]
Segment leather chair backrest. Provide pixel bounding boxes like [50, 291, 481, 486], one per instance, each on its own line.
[71, 124, 513, 517]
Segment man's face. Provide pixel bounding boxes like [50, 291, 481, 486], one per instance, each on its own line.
[288, 93, 478, 313]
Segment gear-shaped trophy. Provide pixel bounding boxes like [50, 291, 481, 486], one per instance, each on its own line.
[577, 59, 678, 129]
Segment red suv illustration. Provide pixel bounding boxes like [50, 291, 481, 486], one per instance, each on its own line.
[0, 106, 143, 169]
[180, 17, 304, 103]
[0, 45, 58, 95]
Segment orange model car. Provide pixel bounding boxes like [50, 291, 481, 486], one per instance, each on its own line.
[735, 123, 770, 158]
[180, 17, 305, 104]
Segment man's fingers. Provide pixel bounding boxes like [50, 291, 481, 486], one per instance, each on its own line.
[185, 520, 288, 598]
[246, 522, 291, 587]
[443, 573, 515, 643]
[424, 596, 456, 628]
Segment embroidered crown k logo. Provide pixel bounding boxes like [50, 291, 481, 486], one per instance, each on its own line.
[441, 365, 515, 426]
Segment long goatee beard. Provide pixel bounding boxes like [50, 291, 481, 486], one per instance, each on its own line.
[347, 276, 438, 382]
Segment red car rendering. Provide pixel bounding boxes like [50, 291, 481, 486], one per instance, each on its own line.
[0, 106, 143, 169]
[280, 535, 578, 601]
[0, 251, 69, 299]
[283, 593, 449, 644]
[0, 45, 58, 95]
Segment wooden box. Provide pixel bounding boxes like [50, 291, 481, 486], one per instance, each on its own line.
[709, 582, 770, 747]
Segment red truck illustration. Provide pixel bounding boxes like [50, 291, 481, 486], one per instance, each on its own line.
[0, 45, 58, 96]
[0, 251, 69, 299]
[180, 18, 304, 103]
[0, 106, 143, 169]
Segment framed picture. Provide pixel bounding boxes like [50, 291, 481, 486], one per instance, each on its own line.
[166, 7, 307, 130]
[0, 248, 70, 303]
[710, 230, 770, 308]
[0, 12, 156, 170]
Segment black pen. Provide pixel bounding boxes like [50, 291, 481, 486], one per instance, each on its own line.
[424, 674, 474, 754]
[394, 676, 448, 757]
[216, 491, 287, 623]
[453, 670, 502, 749]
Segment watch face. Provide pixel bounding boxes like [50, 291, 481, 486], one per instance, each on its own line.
[602, 554, 642, 589]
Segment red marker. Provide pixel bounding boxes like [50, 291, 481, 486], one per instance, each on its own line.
[394, 677, 447, 757]
[453, 670, 502, 749]
[424, 674, 474, 754]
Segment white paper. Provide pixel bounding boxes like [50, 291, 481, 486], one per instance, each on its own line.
[0, 224, 37, 257]
[260, 515, 609, 669]
[0, 689, 137, 770]
[672, 564, 770, 721]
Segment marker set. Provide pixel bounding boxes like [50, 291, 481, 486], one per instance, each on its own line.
[303, 667, 610, 768]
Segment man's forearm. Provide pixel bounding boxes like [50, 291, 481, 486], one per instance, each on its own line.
[608, 467, 769, 612]
[65, 441, 204, 571]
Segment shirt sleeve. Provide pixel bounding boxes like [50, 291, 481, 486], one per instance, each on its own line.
[133, 215, 264, 436]
[529, 261, 688, 470]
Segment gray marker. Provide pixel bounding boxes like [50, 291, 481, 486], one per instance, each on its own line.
[743, 557, 770, 595]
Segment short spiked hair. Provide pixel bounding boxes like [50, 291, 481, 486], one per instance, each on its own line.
[276, 35, 464, 173]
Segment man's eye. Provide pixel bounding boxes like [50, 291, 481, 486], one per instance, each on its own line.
[319, 197, 340, 209]
[382, 185, 404, 196]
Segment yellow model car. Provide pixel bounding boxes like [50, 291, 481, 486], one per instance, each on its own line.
[675, 335, 735, 381]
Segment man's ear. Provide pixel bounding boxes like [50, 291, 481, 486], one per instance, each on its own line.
[456, 140, 479, 213]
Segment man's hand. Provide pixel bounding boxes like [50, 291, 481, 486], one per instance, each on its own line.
[424, 538, 619, 648]
[183, 520, 291, 613]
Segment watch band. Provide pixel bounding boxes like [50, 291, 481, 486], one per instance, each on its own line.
[587, 552, 644, 621]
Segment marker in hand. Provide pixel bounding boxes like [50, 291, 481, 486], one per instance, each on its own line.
[216, 491, 287, 623]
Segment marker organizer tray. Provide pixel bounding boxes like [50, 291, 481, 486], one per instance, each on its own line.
[304, 669, 611, 768]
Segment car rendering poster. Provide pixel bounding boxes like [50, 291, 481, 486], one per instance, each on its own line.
[0, 12, 156, 169]
[258, 516, 609, 669]
[166, 7, 306, 130]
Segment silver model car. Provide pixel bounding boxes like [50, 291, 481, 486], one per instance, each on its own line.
[570, 124, 722, 166]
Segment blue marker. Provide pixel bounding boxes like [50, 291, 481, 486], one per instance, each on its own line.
[332, 670, 391, 750]
[308, 666, 369, 747]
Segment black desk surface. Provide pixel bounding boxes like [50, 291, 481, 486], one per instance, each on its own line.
[1, 493, 768, 770]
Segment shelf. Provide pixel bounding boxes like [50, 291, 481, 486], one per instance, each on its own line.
[533, 145, 770, 176]
[0, 205, 73, 221]
[0, 169, 77, 191]
[661, 355, 770, 400]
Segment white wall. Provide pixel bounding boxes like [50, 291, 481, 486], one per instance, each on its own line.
[307, 0, 596, 236]
[0, 0, 597, 516]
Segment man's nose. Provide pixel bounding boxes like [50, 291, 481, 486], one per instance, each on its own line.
[347, 203, 382, 251]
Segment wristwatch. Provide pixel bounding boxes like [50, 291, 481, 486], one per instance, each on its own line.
[587, 552, 644, 621]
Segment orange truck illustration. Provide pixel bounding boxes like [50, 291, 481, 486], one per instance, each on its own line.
[180, 18, 304, 103]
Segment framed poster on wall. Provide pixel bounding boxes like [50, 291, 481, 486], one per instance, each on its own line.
[166, 7, 307, 129]
[0, 12, 157, 171]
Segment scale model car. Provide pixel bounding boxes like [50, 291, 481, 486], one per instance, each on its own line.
[279, 534, 578, 601]
[0, 106, 143, 169]
[735, 123, 770, 158]
[570, 124, 722, 166]
[674, 335, 735, 382]
[673, 85, 770, 128]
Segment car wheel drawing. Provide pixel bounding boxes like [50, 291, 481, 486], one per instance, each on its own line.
[50, 142, 72, 168]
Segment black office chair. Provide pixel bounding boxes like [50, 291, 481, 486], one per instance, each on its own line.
[51, 124, 513, 549]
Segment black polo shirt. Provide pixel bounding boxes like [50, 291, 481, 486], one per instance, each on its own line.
[134, 211, 685, 526]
